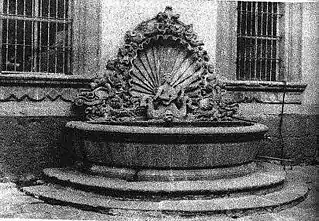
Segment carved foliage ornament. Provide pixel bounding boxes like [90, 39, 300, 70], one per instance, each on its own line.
[75, 7, 238, 122]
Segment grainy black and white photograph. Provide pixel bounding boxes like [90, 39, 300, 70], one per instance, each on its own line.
[0, 0, 318, 220]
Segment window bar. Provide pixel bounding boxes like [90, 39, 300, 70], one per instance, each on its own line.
[46, 0, 51, 72]
[236, 2, 241, 80]
[263, 3, 268, 80]
[272, 3, 276, 81]
[251, 2, 255, 80]
[261, 3, 264, 80]
[54, 0, 58, 73]
[23, 0, 26, 71]
[0, 0, 3, 72]
[269, 3, 273, 81]
[259, 2, 264, 81]
[62, 0, 66, 74]
[251, 2, 256, 80]
[243, 2, 249, 80]
[31, 0, 35, 72]
[269, 3, 274, 81]
[67, 23, 72, 74]
[265, 3, 269, 81]
[254, 2, 258, 81]
[258, 2, 263, 80]
[271, 3, 276, 81]
[5, 0, 10, 71]
[248, 2, 253, 80]
[67, 0, 72, 74]
[14, 0, 18, 71]
[237, 2, 240, 80]
[245, 2, 252, 78]
[0, 15, 72, 23]
[278, 3, 285, 81]
[275, 3, 279, 81]
[267, 3, 273, 81]
[38, 0, 42, 72]
[240, 1, 245, 80]
[247, 2, 251, 80]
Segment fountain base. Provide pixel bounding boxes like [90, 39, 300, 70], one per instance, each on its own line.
[22, 162, 308, 216]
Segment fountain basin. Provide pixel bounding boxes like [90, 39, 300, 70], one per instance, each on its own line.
[66, 121, 268, 169]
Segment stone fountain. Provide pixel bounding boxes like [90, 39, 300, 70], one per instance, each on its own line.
[23, 7, 308, 217]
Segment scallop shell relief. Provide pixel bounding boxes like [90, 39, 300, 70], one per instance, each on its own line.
[75, 7, 238, 122]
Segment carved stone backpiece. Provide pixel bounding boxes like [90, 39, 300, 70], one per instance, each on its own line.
[75, 7, 238, 122]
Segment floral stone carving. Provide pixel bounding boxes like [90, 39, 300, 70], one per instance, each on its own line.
[75, 7, 238, 122]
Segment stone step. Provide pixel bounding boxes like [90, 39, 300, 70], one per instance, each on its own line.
[89, 162, 259, 181]
[42, 164, 285, 197]
[21, 182, 308, 216]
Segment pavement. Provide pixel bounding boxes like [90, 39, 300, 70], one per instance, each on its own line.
[0, 164, 317, 221]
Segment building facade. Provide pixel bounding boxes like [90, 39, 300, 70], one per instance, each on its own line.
[0, 0, 318, 177]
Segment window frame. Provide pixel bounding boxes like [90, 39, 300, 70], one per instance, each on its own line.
[216, 1, 304, 84]
[0, 0, 101, 80]
[216, 1, 306, 104]
[0, 0, 73, 75]
[236, 2, 282, 82]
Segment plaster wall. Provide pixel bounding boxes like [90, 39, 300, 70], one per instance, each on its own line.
[301, 2, 319, 113]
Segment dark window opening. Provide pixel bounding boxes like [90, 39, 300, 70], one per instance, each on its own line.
[237, 2, 282, 81]
[1, 0, 72, 74]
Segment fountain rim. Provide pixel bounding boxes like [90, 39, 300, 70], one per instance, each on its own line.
[66, 121, 268, 135]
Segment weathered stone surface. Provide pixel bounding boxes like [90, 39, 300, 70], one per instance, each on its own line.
[67, 121, 267, 168]
[42, 164, 285, 195]
[21, 179, 308, 214]
[134, 162, 257, 181]
[0, 165, 316, 220]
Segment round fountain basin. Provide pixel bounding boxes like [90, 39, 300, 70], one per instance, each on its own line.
[66, 121, 268, 169]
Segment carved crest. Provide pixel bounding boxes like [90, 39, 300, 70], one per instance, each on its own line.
[75, 7, 238, 122]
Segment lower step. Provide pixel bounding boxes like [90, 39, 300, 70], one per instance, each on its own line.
[21, 181, 308, 216]
[42, 163, 285, 198]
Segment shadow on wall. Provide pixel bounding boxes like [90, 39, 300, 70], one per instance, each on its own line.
[251, 114, 318, 164]
[0, 116, 79, 179]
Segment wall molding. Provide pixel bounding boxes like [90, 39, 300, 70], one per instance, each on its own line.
[224, 80, 307, 104]
[0, 74, 91, 102]
[0, 87, 81, 102]
[0, 75, 307, 103]
[0, 74, 92, 86]
[224, 80, 307, 92]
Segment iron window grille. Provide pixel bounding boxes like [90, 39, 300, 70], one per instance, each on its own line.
[236, 1, 282, 81]
[0, 0, 72, 74]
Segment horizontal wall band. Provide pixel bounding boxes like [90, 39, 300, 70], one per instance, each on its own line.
[0, 101, 74, 116]
[223, 80, 307, 92]
[0, 74, 92, 86]
[0, 73, 307, 92]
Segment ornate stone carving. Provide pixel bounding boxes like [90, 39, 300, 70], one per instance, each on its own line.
[75, 7, 238, 122]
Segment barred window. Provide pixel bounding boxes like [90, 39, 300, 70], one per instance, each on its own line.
[237, 2, 282, 81]
[0, 0, 72, 74]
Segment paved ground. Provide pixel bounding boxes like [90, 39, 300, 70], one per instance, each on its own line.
[0, 164, 317, 221]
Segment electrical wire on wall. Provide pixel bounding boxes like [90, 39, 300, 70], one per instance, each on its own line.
[278, 81, 293, 170]
[255, 81, 293, 170]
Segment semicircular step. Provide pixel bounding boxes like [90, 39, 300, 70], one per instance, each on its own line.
[21, 181, 308, 216]
[41, 164, 286, 198]
[89, 162, 259, 182]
